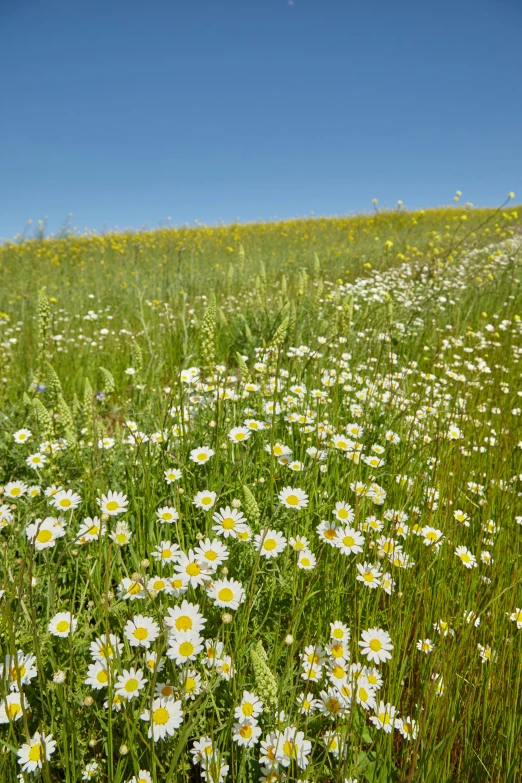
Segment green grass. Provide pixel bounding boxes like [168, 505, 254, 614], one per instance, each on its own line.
[0, 203, 521, 783]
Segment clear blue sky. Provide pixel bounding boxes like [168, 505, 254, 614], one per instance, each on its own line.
[1, 0, 521, 239]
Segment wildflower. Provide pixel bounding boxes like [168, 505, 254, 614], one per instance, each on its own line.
[76, 516, 105, 543]
[98, 491, 128, 516]
[115, 667, 147, 700]
[228, 426, 251, 442]
[193, 490, 217, 510]
[110, 521, 132, 546]
[4, 481, 28, 498]
[336, 526, 365, 555]
[509, 608, 522, 629]
[190, 446, 215, 464]
[48, 611, 77, 637]
[254, 528, 287, 558]
[124, 615, 160, 648]
[152, 540, 180, 564]
[167, 630, 204, 665]
[212, 506, 247, 538]
[156, 506, 179, 524]
[208, 577, 245, 609]
[195, 537, 229, 570]
[297, 549, 317, 569]
[17, 731, 57, 774]
[232, 718, 262, 747]
[397, 716, 419, 740]
[416, 638, 434, 654]
[370, 701, 399, 732]
[26, 517, 65, 550]
[175, 549, 211, 587]
[127, 771, 152, 783]
[164, 601, 207, 634]
[164, 468, 182, 483]
[140, 697, 183, 741]
[85, 661, 110, 690]
[355, 562, 381, 589]
[355, 678, 377, 710]
[26, 452, 47, 469]
[317, 519, 341, 546]
[274, 726, 312, 769]
[455, 545, 477, 568]
[359, 628, 393, 664]
[278, 486, 309, 509]
[333, 501, 355, 523]
[83, 761, 100, 779]
[51, 489, 81, 511]
[0, 691, 29, 723]
[13, 428, 32, 443]
[90, 634, 123, 662]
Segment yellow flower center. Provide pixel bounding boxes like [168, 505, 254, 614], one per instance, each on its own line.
[218, 587, 233, 602]
[179, 642, 194, 657]
[327, 698, 340, 712]
[222, 518, 235, 530]
[175, 616, 192, 632]
[363, 571, 374, 582]
[128, 582, 142, 594]
[325, 529, 336, 540]
[333, 628, 343, 639]
[240, 724, 253, 738]
[153, 707, 170, 725]
[186, 563, 200, 576]
[97, 670, 109, 683]
[153, 580, 165, 590]
[242, 702, 254, 716]
[125, 678, 139, 692]
[133, 627, 148, 641]
[379, 712, 391, 724]
[106, 501, 119, 511]
[263, 539, 277, 551]
[162, 549, 172, 559]
[7, 703, 21, 718]
[286, 494, 299, 506]
[332, 665, 345, 679]
[185, 677, 196, 692]
[36, 529, 53, 543]
[343, 535, 355, 547]
[283, 740, 297, 758]
[197, 453, 207, 461]
[88, 525, 99, 536]
[11, 488, 21, 497]
[369, 639, 382, 652]
[201, 497, 212, 506]
[56, 620, 69, 633]
[28, 744, 42, 762]
[205, 550, 217, 561]
[59, 498, 71, 507]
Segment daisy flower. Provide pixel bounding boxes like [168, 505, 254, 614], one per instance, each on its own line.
[76, 516, 105, 543]
[336, 526, 365, 555]
[254, 528, 287, 558]
[190, 447, 215, 464]
[26, 453, 47, 469]
[355, 562, 381, 589]
[228, 426, 251, 443]
[115, 667, 147, 700]
[370, 701, 399, 732]
[398, 716, 418, 740]
[4, 481, 28, 499]
[274, 726, 312, 769]
[278, 486, 309, 509]
[207, 577, 245, 610]
[0, 691, 29, 723]
[195, 537, 229, 571]
[140, 697, 183, 741]
[330, 621, 350, 642]
[110, 521, 132, 546]
[98, 490, 128, 516]
[316, 520, 340, 546]
[156, 506, 179, 524]
[234, 690, 264, 721]
[50, 489, 81, 511]
[85, 661, 110, 690]
[164, 600, 207, 634]
[359, 628, 393, 664]
[128, 771, 153, 783]
[48, 611, 77, 638]
[233, 718, 262, 747]
[174, 550, 211, 588]
[152, 540, 181, 564]
[333, 501, 355, 523]
[89, 633, 123, 662]
[193, 490, 217, 510]
[455, 545, 477, 568]
[167, 630, 204, 665]
[212, 506, 248, 538]
[26, 517, 65, 550]
[355, 679, 377, 710]
[124, 615, 160, 648]
[164, 468, 182, 483]
[17, 731, 56, 774]
[297, 550, 316, 570]
[13, 428, 32, 444]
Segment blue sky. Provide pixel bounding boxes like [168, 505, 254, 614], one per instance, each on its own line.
[1, 0, 521, 239]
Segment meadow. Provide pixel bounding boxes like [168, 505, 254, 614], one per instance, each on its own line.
[0, 199, 521, 783]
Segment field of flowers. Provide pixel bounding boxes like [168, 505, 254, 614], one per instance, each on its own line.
[0, 200, 521, 783]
